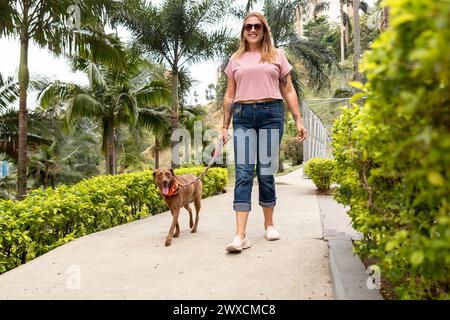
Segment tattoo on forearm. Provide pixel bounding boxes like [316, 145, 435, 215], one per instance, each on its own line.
[281, 75, 288, 88]
[223, 102, 233, 128]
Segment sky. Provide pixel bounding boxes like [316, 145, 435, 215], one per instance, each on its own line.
[0, 0, 375, 107]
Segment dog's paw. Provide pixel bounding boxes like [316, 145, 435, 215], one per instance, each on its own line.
[190, 228, 197, 233]
[165, 239, 172, 246]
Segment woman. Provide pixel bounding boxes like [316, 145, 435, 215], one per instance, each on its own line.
[219, 12, 307, 253]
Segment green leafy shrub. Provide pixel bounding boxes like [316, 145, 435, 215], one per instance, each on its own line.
[0, 167, 227, 274]
[283, 137, 303, 165]
[332, 0, 450, 299]
[304, 157, 335, 193]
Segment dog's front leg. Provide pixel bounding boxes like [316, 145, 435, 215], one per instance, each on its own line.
[165, 208, 180, 246]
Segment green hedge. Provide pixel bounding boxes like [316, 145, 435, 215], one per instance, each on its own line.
[332, 0, 450, 299]
[304, 158, 335, 193]
[0, 167, 227, 274]
[283, 137, 304, 165]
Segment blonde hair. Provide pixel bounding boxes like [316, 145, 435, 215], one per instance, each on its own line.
[234, 12, 278, 64]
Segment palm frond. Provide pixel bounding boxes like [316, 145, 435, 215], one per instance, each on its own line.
[86, 61, 107, 90]
[67, 93, 104, 123]
[313, 2, 330, 18]
[136, 107, 171, 134]
[0, 75, 19, 111]
[286, 38, 338, 93]
[0, 108, 61, 162]
[0, 1, 18, 37]
[38, 81, 84, 110]
[135, 80, 171, 107]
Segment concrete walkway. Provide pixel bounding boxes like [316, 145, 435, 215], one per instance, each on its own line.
[0, 168, 332, 300]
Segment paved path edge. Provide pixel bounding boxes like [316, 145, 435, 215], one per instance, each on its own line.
[328, 236, 384, 300]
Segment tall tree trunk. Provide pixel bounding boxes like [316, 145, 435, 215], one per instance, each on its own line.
[106, 121, 116, 175]
[295, 4, 302, 36]
[44, 166, 49, 190]
[170, 67, 180, 169]
[17, 2, 30, 200]
[353, 0, 362, 81]
[339, 0, 346, 64]
[112, 127, 117, 175]
[383, 6, 390, 30]
[119, 142, 126, 174]
[154, 137, 160, 169]
[344, 1, 351, 49]
[347, 0, 354, 17]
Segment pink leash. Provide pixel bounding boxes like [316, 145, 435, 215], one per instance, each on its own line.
[177, 140, 226, 187]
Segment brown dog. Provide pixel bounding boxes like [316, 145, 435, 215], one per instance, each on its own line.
[153, 167, 202, 246]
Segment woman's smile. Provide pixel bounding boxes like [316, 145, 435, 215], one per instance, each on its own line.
[244, 17, 264, 45]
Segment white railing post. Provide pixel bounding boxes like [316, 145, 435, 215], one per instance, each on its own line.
[302, 98, 351, 165]
[302, 100, 333, 164]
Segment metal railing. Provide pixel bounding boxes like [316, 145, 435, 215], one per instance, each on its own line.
[301, 99, 351, 163]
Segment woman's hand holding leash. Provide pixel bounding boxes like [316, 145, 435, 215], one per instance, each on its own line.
[220, 127, 231, 144]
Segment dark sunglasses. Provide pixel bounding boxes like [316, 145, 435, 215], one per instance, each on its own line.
[244, 23, 263, 32]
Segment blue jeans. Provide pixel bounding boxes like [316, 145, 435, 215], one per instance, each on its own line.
[232, 99, 284, 212]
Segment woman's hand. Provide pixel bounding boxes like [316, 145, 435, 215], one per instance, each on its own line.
[220, 128, 231, 144]
[278, 73, 307, 142]
[296, 120, 307, 142]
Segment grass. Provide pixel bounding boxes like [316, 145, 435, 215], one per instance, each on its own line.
[307, 101, 347, 127]
[275, 163, 302, 176]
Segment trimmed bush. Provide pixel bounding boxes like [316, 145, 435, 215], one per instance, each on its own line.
[304, 158, 335, 193]
[0, 167, 227, 274]
[332, 0, 450, 299]
[283, 137, 303, 165]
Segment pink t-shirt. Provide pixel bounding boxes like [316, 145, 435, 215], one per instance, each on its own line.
[224, 48, 293, 103]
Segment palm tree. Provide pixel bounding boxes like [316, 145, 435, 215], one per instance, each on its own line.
[149, 105, 172, 169]
[0, 74, 19, 111]
[0, 0, 125, 199]
[42, 117, 103, 185]
[144, 103, 209, 169]
[340, 0, 346, 63]
[39, 54, 171, 175]
[0, 108, 61, 165]
[242, 1, 328, 36]
[117, 0, 231, 168]
[296, 1, 329, 35]
[339, 0, 369, 63]
[1, 73, 61, 167]
[28, 143, 59, 189]
[0, 174, 16, 200]
[374, 0, 389, 31]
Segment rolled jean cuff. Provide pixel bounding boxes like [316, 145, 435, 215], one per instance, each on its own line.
[233, 202, 251, 212]
[259, 200, 276, 208]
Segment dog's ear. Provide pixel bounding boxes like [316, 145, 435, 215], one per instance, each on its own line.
[152, 170, 157, 179]
[170, 168, 175, 176]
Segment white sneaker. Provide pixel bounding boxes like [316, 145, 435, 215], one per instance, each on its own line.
[226, 235, 251, 252]
[265, 226, 281, 241]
